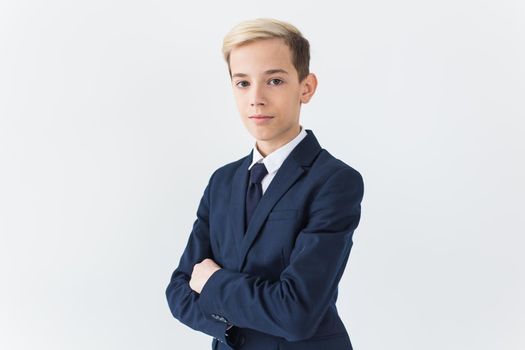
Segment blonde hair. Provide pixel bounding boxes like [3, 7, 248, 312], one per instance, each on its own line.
[222, 18, 310, 82]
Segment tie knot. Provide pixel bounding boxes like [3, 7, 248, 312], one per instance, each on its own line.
[249, 162, 268, 184]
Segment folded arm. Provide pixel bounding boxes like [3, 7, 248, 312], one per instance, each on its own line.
[165, 171, 234, 345]
[197, 168, 364, 342]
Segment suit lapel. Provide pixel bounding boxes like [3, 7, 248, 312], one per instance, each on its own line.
[228, 129, 323, 271]
[238, 159, 304, 270]
[229, 153, 251, 266]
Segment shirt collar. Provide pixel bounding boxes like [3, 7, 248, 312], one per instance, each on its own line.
[248, 125, 307, 175]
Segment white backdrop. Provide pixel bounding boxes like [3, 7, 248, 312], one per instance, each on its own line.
[1, 1, 524, 349]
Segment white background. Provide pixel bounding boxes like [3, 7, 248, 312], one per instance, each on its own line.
[1, 1, 524, 349]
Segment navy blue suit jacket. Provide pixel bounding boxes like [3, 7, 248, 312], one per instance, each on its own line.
[166, 129, 364, 349]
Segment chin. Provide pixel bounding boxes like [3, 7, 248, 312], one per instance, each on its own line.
[249, 131, 272, 142]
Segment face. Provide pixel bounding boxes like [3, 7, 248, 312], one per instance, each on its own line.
[229, 37, 317, 155]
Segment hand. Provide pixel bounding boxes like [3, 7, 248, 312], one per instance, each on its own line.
[189, 258, 222, 294]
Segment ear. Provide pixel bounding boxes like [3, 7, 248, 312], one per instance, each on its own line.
[300, 73, 318, 104]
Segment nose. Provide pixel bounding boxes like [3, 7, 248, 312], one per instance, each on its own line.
[250, 83, 266, 107]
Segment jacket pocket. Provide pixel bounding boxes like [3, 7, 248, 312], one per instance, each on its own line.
[267, 209, 298, 221]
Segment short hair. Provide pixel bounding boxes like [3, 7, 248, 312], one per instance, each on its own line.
[222, 18, 310, 83]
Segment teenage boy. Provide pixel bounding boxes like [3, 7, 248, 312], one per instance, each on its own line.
[166, 18, 364, 350]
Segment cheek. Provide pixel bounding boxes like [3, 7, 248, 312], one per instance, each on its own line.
[278, 90, 298, 104]
[233, 98, 244, 112]
[234, 93, 248, 107]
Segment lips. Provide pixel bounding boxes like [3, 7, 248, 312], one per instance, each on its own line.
[249, 114, 273, 119]
[249, 114, 274, 125]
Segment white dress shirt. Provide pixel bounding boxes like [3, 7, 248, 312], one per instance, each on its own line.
[247, 125, 307, 195]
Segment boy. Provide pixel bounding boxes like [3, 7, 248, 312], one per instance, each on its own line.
[166, 18, 364, 350]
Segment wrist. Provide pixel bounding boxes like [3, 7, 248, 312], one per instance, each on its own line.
[225, 324, 245, 347]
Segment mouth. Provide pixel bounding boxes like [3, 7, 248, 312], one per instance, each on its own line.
[249, 114, 274, 124]
[249, 114, 274, 120]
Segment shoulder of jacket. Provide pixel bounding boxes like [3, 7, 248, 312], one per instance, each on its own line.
[314, 149, 363, 182]
[208, 154, 249, 183]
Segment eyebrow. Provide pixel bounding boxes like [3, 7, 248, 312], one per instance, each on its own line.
[231, 69, 289, 79]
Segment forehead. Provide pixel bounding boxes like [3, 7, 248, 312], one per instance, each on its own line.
[229, 38, 295, 76]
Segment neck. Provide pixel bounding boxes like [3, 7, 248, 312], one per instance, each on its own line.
[256, 125, 301, 157]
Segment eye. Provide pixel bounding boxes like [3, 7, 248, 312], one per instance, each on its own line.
[269, 78, 283, 86]
[235, 80, 249, 88]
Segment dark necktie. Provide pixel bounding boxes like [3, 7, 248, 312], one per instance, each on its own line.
[245, 162, 268, 231]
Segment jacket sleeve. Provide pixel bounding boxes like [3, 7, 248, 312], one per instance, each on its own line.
[197, 167, 365, 342]
[165, 170, 233, 345]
